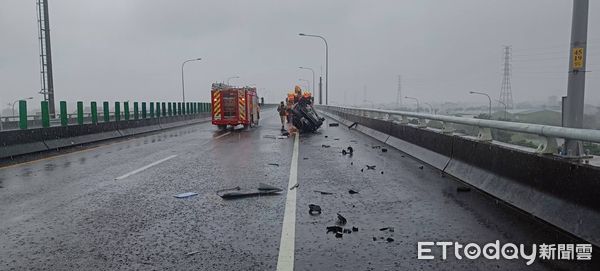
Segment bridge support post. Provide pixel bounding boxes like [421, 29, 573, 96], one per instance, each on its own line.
[477, 127, 493, 141]
[18, 100, 27, 130]
[441, 122, 455, 134]
[417, 118, 427, 128]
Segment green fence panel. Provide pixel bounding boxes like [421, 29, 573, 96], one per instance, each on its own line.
[161, 102, 166, 117]
[60, 101, 68, 126]
[77, 101, 84, 125]
[18, 100, 27, 129]
[114, 102, 121, 122]
[133, 102, 139, 120]
[150, 102, 154, 118]
[168, 102, 172, 116]
[142, 102, 147, 119]
[156, 102, 161, 118]
[123, 102, 130, 121]
[91, 101, 98, 124]
[41, 101, 50, 128]
[103, 101, 110, 122]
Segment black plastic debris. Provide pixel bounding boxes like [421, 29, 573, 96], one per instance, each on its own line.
[386, 237, 394, 242]
[372, 145, 381, 149]
[335, 232, 343, 238]
[309, 204, 322, 215]
[336, 213, 348, 226]
[322, 144, 331, 148]
[418, 165, 424, 169]
[218, 183, 282, 199]
[457, 186, 471, 192]
[282, 131, 290, 136]
[379, 227, 395, 232]
[268, 163, 279, 166]
[303, 157, 309, 160]
[381, 171, 384, 174]
[352, 227, 359, 232]
[349, 122, 358, 129]
[290, 183, 299, 190]
[348, 189, 359, 194]
[360, 168, 364, 172]
[329, 123, 340, 127]
[401, 155, 405, 158]
[366, 165, 376, 170]
[343, 229, 352, 234]
[342, 150, 347, 155]
[314, 190, 334, 195]
[372, 237, 377, 241]
[347, 146, 354, 155]
[381, 148, 388, 152]
[324, 135, 329, 138]
[351, 162, 353, 165]
[327, 226, 343, 233]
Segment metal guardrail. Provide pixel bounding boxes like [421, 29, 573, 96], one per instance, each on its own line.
[320, 105, 600, 155]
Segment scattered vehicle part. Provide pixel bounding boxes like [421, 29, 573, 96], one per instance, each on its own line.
[381, 148, 388, 152]
[322, 144, 331, 148]
[334, 138, 340, 140]
[348, 189, 359, 194]
[268, 163, 279, 166]
[366, 165, 376, 170]
[329, 123, 339, 127]
[386, 237, 394, 242]
[457, 186, 472, 192]
[174, 192, 198, 198]
[372, 237, 377, 241]
[352, 227, 358, 232]
[218, 183, 282, 199]
[336, 213, 347, 226]
[314, 190, 334, 195]
[349, 122, 358, 129]
[335, 232, 343, 238]
[186, 251, 200, 256]
[418, 165, 424, 169]
[290, 183, 299, 190]
[380, 227, 395, 232]
[303, 157, 309, 160]
[309, 204, 322, 215]
[326, 226, 343, 233]
[347, 146, 354, 154]
[343, 229, 352, 234]
[372, 145, 381, 149]
[342, 150, 347, 155]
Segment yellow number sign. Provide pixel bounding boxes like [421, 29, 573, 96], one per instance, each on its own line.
[573, 48, 584, 69]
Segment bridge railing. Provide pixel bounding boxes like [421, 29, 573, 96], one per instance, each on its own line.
[0, 100, 212, 131]
[319, 105, 600, 156]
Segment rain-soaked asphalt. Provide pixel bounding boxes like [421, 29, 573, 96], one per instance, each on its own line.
[0, 109, 598, 270]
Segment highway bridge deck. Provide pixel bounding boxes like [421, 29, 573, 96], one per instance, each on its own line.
[0, 111, 597, 270]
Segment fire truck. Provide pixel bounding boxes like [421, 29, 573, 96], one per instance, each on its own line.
[211, 83, 259, 129]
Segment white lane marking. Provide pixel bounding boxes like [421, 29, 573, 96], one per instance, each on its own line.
[277, 132, 299, 271]
[214, 131, 231, 139]
[114, 155, 177, 180]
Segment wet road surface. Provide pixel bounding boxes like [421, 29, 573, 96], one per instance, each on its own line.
[0, 111, 597, 270]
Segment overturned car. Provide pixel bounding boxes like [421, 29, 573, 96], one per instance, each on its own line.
[291, 98, 325, 133]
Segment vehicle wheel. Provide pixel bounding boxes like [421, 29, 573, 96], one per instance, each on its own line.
[217, 125, 227, 130]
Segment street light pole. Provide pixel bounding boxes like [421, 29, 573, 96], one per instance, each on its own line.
[299, 33, 328, 105]
[226, 76, 239, 85]
[299, 67, 315, 97]
[404, 96, 420, 112]
[181, 58, 201, 103]
[469, 91, 492, 118]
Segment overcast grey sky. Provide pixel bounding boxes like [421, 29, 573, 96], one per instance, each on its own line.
[0, 0, 598, 108]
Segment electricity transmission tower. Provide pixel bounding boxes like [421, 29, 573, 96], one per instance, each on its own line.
[499, 46, 513, 109]
[36, 0, 55, 117]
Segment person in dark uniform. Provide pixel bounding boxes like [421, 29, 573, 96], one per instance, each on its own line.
[277, 101, 286, 131]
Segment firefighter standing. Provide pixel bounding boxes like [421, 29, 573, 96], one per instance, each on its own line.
[277, 101, 287, 130]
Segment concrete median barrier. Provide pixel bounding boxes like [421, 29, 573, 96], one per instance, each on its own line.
[319, 107, 600, 247]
